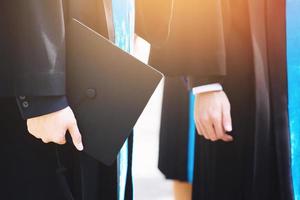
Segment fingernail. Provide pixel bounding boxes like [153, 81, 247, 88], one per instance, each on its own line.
[77, 143, 84, 151]
[225, 124, 232, 132]
[228, 135, 234, 141]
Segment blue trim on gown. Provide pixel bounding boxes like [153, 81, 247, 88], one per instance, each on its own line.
[187, 91, 196, 183]
[286, 1, 300, 199]
[112, 0, 135, 199]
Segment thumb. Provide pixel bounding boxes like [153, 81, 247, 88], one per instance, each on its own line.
[222, 104, 232, 132]
[68, 121, 84, 151]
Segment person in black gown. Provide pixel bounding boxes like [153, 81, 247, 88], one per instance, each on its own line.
[135, 0, 293, 199]
[0, 1, 133, 199]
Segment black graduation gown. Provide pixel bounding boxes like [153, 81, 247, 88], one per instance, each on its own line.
[0, 99, 68, 200]
[158, 77, 190, 181]
[0, 0, 133, 199]
[136, 0, 226, 87]
[247, 0, 292, 199]
[136, 0, 293, 199]
[193, 1, 256, 199]
[0, 1, 71, 199]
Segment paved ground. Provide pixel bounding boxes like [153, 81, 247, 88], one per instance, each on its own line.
[133, 80, 174, 200]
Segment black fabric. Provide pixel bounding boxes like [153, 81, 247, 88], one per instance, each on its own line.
[193, 1, 256, 198]
[261, 0, 293, 199]
[136, 0, 293, 199]
[0, 1, 68, 118]
[77, 153, 118, 200]
[16, 96, 68, 119]
[55, 147, 76, 200]
[188, 76, 224, 89]
[65, 0, 109, 38]
[2, 0, 66, 97]
[56, 139, 83, 200]
[135, 0, 226, 82]
[64, 1, 133, 199]
[247, 0, 293, 199]
[0, 98, 67, 200]
[0, 6, 13, 96]
[0, 1, 133, 200]
[46, 131, 120, 200]
[62, 0, 133, 199]
[158, 77, 190, 181]
[0, 98, 120, 200]
[193, 1, 293, 199]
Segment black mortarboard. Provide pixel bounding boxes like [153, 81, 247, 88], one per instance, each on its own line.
[67, 19, 163, 165]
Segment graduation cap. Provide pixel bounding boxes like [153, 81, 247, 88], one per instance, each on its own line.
[66, 19, 163, 165]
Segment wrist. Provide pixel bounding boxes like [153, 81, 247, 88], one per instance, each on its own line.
[193, 83, 223, 95]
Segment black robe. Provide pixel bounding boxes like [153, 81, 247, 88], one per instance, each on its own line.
[136, 0, 293, 199]
[0, 1, 72, 199]
[0, 0, 132, 199]
[158, 77, 190, 181]
[247, 0, 292, 199]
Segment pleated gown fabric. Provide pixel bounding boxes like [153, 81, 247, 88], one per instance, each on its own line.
[193, 1, 293, 199]
[158, 77, 196, 183]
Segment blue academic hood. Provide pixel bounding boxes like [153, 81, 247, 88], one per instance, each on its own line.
[287, 1, 300, 199]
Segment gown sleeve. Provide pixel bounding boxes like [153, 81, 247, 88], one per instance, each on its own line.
[135, 0, 227, 87]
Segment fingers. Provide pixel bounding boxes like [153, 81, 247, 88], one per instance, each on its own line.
[195, 103, 211, 140]
[194, 97, 217, 141]
[53, 133, 67, 145]
[27, 119, 67, 145]
[68, 121, 84, 151]
[195, 118, 209, 140]
[222, 102, 232, 132]
[203, 118, 217, 141]
[221, 101, 233, 142]
[200, 125, 210, 140]
[31, 131, 66, 145]
[211, 110, 234, 142]
[195, 118, 202, 136]
[197, 113, 217, 141]
[221, 134, 233, 142]
[194, 91, 233, 142]
[26, 107, 83, 149]
[43, 137, 66, 145]
[213, 112, 225, 140]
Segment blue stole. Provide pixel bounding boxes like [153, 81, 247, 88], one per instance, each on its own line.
[287, 1, 300, 199]
[112, 0, 135, 199]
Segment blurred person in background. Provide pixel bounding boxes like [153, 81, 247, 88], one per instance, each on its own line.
[0, 0, 137, 199]
[0, 1, 83, 199]
[135, 0, 293, 199]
